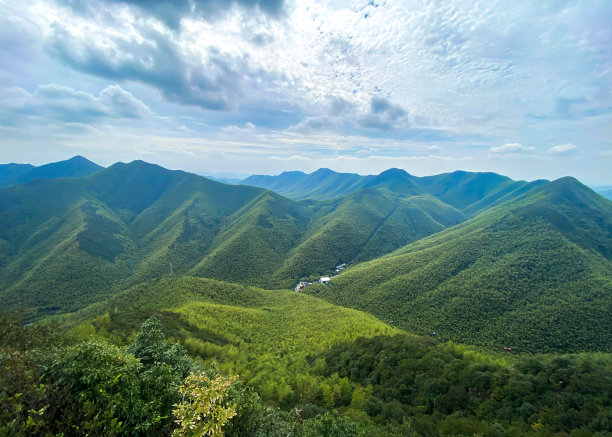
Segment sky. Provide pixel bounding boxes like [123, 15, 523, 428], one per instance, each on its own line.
[0, 0, 611, 184]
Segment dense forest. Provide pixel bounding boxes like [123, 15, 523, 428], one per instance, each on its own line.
[3, 305, 612, 436]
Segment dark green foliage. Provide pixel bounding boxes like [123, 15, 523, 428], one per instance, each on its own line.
[322, 335, 612, 436]
[128, 316, 192, 377]
[296, 410, 357, 436]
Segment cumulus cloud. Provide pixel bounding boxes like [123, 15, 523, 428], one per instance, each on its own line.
[0, 84, 150, 124]
[548, 143, 577, 155]
[289, 115, 343, 133]
[489, 143, 536, 155]
[48, 22, 283, 111]
[65, 0, 286, 30]
[359, 97, 409, 130]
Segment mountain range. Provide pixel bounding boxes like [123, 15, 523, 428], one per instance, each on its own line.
[0, 156, 611, 353]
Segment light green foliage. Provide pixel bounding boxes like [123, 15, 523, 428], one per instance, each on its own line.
[173, 372, 237, 437]
[65, 276, 399, 406]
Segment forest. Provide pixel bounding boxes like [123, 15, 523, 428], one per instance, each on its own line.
[3, 307, 611, 436]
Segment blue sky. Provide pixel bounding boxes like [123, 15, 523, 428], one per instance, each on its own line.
[0, 0, 611, 183]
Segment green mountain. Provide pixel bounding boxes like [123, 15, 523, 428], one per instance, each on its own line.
[0, 161, 272, 317]
[1, 155, 103, 187]
[0, 160, 465, 319]
[241, 167, 535, 216]
[306, 177, 612, 353]
[2, 158, 611, 355]
[243, 168, 369, 201]
[0, 163, 35, 186]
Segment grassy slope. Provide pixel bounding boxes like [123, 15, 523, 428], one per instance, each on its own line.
[306, 178, 612, 353]
[63, 276, 400, 403]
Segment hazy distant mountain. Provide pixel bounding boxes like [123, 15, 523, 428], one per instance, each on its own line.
[242, 169, 369, 200]
[0, 163, 35, 186]
[0, 155, 103, 188]
[241, 167, 536, 215]
[307, 177, 612, 353]
[598, 189, 612, 201]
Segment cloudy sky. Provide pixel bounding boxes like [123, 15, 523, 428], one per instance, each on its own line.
[1, 0, 611, 183]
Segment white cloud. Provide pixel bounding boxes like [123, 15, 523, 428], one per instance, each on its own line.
[0, 84, 150, 125]
[489, 143, 536, 155]
[548, 143, 577, 155]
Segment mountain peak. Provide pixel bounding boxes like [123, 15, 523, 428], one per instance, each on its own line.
[2, 155, 103, 187]
[377, 168, 411, 178]
[311, 168, 335, 175]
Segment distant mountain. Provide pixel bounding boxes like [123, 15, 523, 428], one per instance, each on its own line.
[0, 156, 103, 188]
[241, 167, 535, 215]
[598, 189, 612, 201]
[306, 177, 612, 353]
[243, 169, 369, 200]
[0, 163, 36, 187]
[0, 160, 465, 319]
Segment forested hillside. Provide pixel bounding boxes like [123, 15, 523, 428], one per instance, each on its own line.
[1, 158, 612, 436]
[0, 161, 468, 319]
[241, 167, 539, 213]
[3, 276, 610, 436]
[307, 177, 612, 353]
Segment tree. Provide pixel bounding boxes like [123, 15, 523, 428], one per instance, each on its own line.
[173, 372, 238, 437]
[128, 316, 192, 377]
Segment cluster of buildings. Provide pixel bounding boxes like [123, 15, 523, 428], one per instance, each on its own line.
[294, 263, 347, 292]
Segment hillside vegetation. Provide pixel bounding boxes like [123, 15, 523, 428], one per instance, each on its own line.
[307, 177, 612, 353]
[1, 158, 611, 355]
[0, 161, 467, 318]
[241, 167, 538, 215]
[28, 276, 611, 436]
[63, 276, 400, 406]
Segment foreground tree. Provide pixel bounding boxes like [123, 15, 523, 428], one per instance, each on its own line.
[173, 372, 238, 437]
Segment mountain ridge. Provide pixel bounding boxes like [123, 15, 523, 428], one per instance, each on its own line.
[0, 155, 103, 188]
